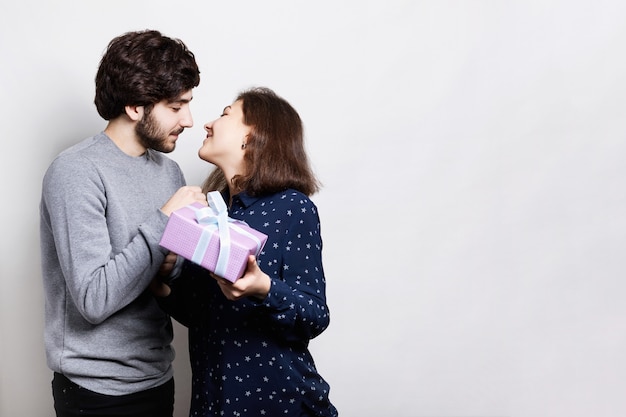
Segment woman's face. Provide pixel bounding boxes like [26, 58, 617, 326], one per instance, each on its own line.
[199, 99, 251, 170]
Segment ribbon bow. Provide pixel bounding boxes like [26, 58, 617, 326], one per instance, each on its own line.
[192, 191, 232, 277]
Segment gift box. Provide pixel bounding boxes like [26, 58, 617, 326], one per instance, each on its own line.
[159, 191, 268, 282]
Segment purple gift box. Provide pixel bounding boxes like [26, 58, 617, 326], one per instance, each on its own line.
[159, 192, 267, 282]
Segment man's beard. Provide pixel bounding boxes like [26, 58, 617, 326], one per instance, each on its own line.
[136, 109, 182, 153]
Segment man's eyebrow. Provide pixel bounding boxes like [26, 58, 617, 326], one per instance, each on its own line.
[223, 105, 231, 113]
[169, 96, 193, 104]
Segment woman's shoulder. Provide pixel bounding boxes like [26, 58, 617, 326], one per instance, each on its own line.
[264, 189, 317, 209]
[235, 190, 319, 220]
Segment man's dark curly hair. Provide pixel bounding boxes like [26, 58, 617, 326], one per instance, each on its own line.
[94, 29, 200, 120]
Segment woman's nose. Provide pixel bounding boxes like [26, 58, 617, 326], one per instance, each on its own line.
[204, 120, 215, 132]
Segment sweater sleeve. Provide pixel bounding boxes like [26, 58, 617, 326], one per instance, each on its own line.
[41, 153, 170, 324]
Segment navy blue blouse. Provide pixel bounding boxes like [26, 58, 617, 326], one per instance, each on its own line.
[162, 189, 337, 417]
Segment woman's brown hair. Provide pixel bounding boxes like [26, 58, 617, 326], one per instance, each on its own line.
[202, 87, 320, 197]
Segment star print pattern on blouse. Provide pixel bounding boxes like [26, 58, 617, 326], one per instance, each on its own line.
[163, 190, 337, 417]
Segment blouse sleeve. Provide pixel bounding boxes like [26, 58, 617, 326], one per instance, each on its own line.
[157, 261, 212, 327]
[252, 197, 331, 343]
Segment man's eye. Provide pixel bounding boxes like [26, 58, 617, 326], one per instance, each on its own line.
[172, 107, 181, 112]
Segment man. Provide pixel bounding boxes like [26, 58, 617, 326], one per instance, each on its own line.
[39, 30, 206, 417]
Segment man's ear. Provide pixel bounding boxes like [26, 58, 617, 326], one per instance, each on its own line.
[124, 105, 144, 122]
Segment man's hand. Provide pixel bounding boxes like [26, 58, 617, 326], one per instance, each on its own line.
[160, 185, 207, 216]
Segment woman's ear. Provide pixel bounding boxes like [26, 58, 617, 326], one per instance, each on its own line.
[124, 105, 144, 122]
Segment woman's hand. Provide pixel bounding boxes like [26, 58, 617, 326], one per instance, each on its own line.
[211, 255, 271, 301]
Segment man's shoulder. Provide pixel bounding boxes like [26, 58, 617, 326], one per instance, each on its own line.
[55, 133, 108, 160]
[44, 134, 111, 179]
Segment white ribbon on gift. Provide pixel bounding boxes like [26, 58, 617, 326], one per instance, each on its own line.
[191, 191, 231, 277]
[190, 191, 264, 278]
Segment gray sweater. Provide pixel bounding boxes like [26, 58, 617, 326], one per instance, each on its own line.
[40, 133, 185, 395]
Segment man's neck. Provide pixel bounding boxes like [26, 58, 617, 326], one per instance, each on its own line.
[104, 118, 146, 157]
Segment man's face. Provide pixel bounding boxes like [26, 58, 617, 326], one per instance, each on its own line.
[136, 90, 194, 153]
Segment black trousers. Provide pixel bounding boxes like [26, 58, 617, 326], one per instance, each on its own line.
[52, 373, 174, 417]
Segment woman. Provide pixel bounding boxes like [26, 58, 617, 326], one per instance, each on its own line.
[156, 87, 338, 416]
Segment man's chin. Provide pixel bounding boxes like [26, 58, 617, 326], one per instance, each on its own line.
[155, 139, 177, 153]
[160, 143, 176, 153]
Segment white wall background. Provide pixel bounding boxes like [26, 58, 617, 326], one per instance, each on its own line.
[2, 1, 626, 416]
